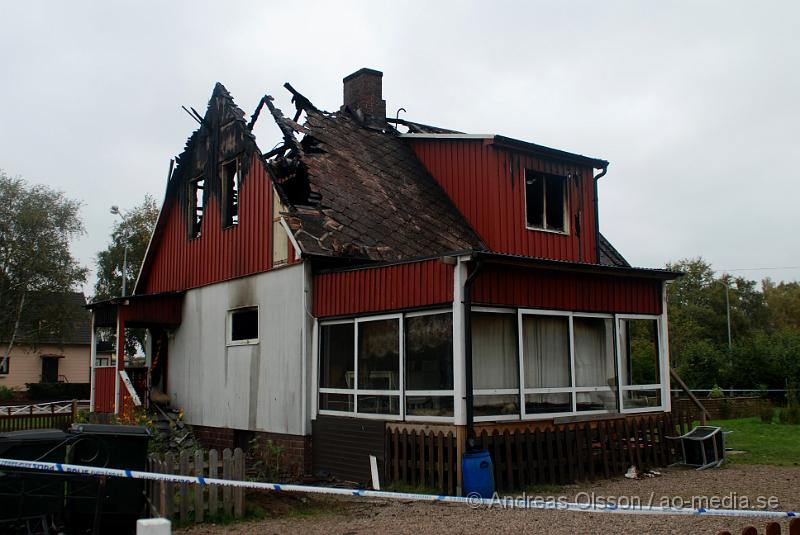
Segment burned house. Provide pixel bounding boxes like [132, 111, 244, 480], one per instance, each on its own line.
[87, 68, 679, 488]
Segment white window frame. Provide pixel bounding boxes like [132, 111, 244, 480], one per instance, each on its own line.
[472, 307, 521, 423]
[615, 314, 666, 414]
[404, 309, 455, 423]
[523, 170, 570, 235]
[226, 306, 259, 346]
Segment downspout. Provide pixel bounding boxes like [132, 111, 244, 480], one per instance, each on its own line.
[463, 257, 484, 449]
[593, 165, 608, 263]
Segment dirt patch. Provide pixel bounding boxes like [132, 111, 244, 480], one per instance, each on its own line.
[177, 465, 800, 534]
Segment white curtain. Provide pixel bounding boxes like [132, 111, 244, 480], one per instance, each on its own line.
[574, 317, 615, 388]
[472, 313, 518, 390]
[522, 315, 570, 389]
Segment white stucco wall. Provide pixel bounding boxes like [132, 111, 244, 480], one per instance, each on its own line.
[167, 264, 309, 436]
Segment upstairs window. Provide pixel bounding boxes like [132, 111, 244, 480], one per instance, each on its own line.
[525, 170, 568, 233]
[189, 176, 205, 238]
[221, 158, 240, 227]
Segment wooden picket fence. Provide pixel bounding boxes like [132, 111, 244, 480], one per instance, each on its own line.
[719, 518, 800, 535]
[385, 413, 682, 493]
[146, 448, 245, 523]
[0, 399, 80, 432]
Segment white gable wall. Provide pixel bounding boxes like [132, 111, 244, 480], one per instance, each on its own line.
[167, 264, 308, 436]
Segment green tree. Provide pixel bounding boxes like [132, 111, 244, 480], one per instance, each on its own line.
[0, 171, 87, 369]
[93, 195, 159, 359]
[93, 195, 159, 301]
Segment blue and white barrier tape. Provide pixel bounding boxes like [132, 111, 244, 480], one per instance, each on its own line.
[0, 457, 796, 519]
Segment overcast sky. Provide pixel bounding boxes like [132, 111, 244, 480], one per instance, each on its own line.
[2, 1, 798, 294]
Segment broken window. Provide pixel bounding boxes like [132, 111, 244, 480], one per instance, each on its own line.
[189, 176, 205, 238]
[228, 307, 258, 345]
[618, 317, 662, 409]
[525, 170, 568, 232]
[272, 190, 289, 265]
[220, 158, 240, 227]
[94, 326, 116, 366]
[357, 317, 401, 415]
[318, 321, 355, 412]
[0, 357, 8, 375]
[404, 311, 454, 417]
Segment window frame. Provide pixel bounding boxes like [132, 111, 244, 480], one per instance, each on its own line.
[188, 175, 205, 239]
[226, 306, 259, 346]
[220, 157, 241, 229]
[472, 307, 521, 423]
[615, 314, 667, 414]
[0, 356, 8, 375]
[524, 170, 570, 235]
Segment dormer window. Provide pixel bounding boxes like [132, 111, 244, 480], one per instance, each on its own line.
[221, 158, 240, 227]
[525, 170, 568, 233]
[189, 176, 205, 238]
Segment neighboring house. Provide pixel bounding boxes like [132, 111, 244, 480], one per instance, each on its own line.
[1, 291, 90, 390]
[87, 68, 679, 481]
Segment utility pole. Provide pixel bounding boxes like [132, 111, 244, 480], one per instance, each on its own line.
[110, 206, 129, 297]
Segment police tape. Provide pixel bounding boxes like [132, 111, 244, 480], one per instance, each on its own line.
[0, 457, 796, 519]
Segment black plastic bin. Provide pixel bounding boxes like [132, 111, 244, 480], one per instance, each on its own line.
[66, 423, 151, 533]
[0, 429, 70, 523]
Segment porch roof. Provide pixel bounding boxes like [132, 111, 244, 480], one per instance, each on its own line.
[86, 291, 184, 327]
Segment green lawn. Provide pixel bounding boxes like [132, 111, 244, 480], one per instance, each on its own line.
[707, 416, 800, 466]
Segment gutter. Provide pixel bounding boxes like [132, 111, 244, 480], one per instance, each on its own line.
[463, 258, 484, 448]
[593, 165, 609, 265]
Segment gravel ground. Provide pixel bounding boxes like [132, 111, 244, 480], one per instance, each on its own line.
[178, 464, 800, 535]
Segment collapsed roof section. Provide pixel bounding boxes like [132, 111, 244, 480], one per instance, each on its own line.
[261, 85, 485, 262]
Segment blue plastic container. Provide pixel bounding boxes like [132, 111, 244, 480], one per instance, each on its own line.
[462, 449, 495, 498]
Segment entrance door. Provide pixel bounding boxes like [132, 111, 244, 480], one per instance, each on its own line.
[41, 357, 59, 383]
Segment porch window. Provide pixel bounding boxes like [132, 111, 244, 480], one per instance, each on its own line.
[521, 313, 572, 415]
[574, 317, 617, 412]
[525, 170, 568, 233]
[318, 322, 355, 412]
[618, 317, 662, 410]
[357, 318, 401, 415]
[405, 311, 453, 417]
[472, 311, 519, 419]
[227, 307, 258, 345]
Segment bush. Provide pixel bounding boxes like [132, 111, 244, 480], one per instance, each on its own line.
[25, 382, 90, 401]
[0, 386, 15, 402]
[709, 384, 725, 399]
[758, 405, 775, 424]
[778, 405, 800, 425]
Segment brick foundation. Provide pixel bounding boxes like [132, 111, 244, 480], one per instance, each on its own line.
[191, 425, 311, 477]
[673, 396, 770, 420]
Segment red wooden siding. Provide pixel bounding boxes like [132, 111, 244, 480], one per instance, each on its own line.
[408, 139, 598, 263]
[473, 265, 663, 315]
[119, 295, 183, 325]
[140, 152, 275, 294]
[314, 259, 454, 318]
[93, 367, 116, 413]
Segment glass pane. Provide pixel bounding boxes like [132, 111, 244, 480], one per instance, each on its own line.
[545, 175, 565, 231]
[619, 319, 660, 386]
[576, 391, 617, 412]
[472, 312, 518, 390]
[406, 395, 454, 417]
[574, 317, 616, 389]
[622, 389, 662, 409]
[358, 319, 400, 390]
[473, 394, 519, 417]
[319, 393, 353, 412]
[525, 171, 544, 227]
[319, 323, 354, 389]
[405, 313, 453, 390]
[357, 395, 400, 415]
[525, 393, 572, 414]
[522, 315, 570, 389]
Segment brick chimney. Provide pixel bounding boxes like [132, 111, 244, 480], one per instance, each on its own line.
[343, 68, 386, 120]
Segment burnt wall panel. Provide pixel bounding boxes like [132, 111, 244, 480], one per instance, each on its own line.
[408, 139, 599, 264]
[139, 152, 274, 294]
[313, 259, 454, 318]
[473, 265, 663, 315]
[312, 415, 385, 484]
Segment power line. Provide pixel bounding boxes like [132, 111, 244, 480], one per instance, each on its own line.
[718, 266, 800, 272]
